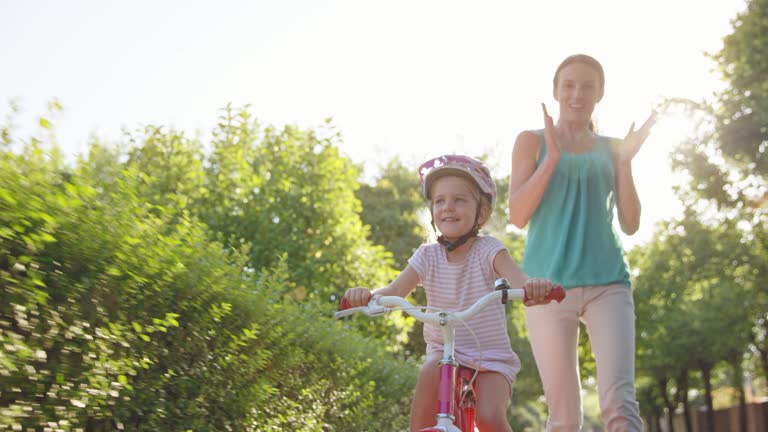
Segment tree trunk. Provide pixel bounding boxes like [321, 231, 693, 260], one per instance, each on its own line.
[676, 370, 692, 432]
[644, 415, 655, 432]
[759, 318, 768, 392]
[761, 345, 768, 390]
[681, 395, 692, 432]
[701, 366, 715, 432]
[659, 377, 675, 432]
[733, 360, 747, 432]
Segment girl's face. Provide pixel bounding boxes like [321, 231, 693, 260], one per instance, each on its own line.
[430, 176, 488, 241]
[554, 62, 603, 125]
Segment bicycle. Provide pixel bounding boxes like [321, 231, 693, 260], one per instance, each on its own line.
[336, 278, 565, 432]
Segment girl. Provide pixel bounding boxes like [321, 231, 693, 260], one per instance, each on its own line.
[343, 154, 556, 431]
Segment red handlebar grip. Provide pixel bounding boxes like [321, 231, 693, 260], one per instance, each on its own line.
[550, 285, 566, 303]
[524, 285, 566, 304]
[339, 297, 352, 310]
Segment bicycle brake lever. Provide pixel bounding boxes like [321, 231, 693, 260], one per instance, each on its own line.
[335, 295, 387, 319]
[365, 295, 388, 316]
[334, 307, 368, 319]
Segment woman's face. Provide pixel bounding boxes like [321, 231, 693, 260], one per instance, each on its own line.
[553, 62, 603, 125]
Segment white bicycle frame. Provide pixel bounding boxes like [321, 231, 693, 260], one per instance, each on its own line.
[336, 279, 564, 432]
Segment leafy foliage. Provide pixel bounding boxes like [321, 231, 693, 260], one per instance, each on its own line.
[669, 0, 768, 210]
[711, 0, 768, 179]
[357, 157, 425, 270]
[0, 105, 413, 431]
[631, 207, 760, 427]
[652, 3, 768, 424]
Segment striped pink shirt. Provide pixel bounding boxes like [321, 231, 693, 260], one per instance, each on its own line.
[408, 236, 521, 384]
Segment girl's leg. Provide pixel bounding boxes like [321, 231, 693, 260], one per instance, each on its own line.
[525, 288, 583, 432]
[410, 351, 442, 431]
[474, 371, 513, 432]
[582, 284, 643, 432]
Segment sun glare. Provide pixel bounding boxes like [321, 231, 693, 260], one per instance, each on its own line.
[619, 106, 701, 249]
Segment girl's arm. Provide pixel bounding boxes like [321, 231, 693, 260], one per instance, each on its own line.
[492, 249, 529, 288]
[343, 265, 420, 307]
[492, 250, 553, 306]
[373, 265, 419, 298]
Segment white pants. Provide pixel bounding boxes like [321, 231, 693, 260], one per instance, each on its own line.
[524, 284, 643, 432]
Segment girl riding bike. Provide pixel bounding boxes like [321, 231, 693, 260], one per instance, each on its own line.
[342, 154, 558, 431]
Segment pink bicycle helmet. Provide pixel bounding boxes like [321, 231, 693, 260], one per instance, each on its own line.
[419, 154, 497, 208]
[418, 155, 497, 251]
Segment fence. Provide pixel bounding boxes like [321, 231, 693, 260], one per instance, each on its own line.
[660, 400, 768, 432]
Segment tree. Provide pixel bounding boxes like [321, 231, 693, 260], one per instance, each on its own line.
[126, 105, 400, 301]
[670, 0, 767, 209]
[663, 0, 768, 408]
[124, 124, 207, 214]
[356, 157, 425, 270]
[711, 0, 768, 185]
[631, 207, 756, 431]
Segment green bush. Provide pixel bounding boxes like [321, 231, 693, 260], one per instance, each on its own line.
[1, 111, 416, 431]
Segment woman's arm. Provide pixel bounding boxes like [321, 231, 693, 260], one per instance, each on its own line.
[613, 112, 656, 235]
[614, 159, 641, 235]
[508, 105, 561, 229]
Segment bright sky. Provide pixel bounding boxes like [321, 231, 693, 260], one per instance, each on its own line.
[0, 0, 746, 249]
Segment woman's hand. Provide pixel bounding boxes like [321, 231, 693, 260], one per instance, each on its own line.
[523, 278, 555, 307]
[343, 287, 373, 308]
[541, 103, 561, 163]
[615, 111, 657, 164]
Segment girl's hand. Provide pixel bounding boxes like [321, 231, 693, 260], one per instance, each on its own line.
[542, 103, 561, 163]
[523, 278, 555, 306]
[615, 111, 657, 164]
[343, 287, 374, 308]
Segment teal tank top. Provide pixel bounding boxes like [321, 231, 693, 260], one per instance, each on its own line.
[521, 130, 631, 289]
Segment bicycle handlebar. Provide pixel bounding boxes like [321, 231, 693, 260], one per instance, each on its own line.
[336, 282, 565, 322]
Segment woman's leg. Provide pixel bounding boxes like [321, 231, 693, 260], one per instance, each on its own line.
[525, 288, 583, 432]
[474, 371, 513, 432]
[410, 351, 442, 431]
[582, 284, 643, 432]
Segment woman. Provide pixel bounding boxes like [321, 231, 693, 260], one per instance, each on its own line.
[508, 54, 655, 432]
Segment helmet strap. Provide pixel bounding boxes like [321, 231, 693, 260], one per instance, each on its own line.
[437, 228, 479, 251]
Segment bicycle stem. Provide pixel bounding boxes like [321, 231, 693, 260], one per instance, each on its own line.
[437, 317, 458, 420]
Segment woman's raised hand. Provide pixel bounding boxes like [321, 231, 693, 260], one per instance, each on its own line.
[541, 103, 561, 162]
[616, 111, 657, 164]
